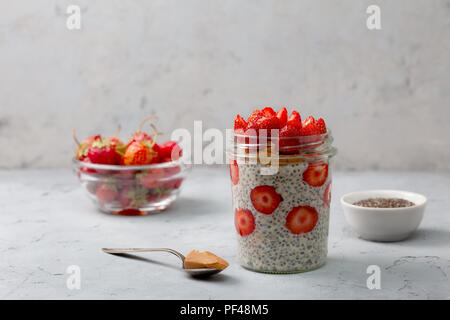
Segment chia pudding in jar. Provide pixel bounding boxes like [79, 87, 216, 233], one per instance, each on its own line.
[228, 108, 337, 273]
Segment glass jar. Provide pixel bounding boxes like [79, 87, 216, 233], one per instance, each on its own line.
[228, 130, 337, 273]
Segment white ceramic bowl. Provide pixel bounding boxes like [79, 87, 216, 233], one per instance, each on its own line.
[341, 190, 427, 242]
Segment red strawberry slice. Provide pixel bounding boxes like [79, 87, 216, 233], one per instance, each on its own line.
[234, 114, 247, 132]
[229, 160, 239, 185]
[250, 185, 282, 214]
[316, 118, 327, 134]
[287, 110, 302, 128]
[285, 206, 319, 234]
[261, 107, 276, 118]
[279, 124, 302, 154]
[234, 209, 255, 236]
[303, 162, 328, 187]
[324, 182, 332, 207]
[301, 116, 327, 136]
[256, 116, 283, 132]
[247, 109, 264, 126]
[276, 107, 288, 127]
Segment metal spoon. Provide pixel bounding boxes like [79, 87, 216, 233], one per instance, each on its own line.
[102, 248, 223, 277]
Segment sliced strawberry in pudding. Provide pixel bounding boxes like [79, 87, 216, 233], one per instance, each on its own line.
[285, 206, 319, 234]
[235, 209, 255, 236]
[229, 160, 239, 185]
[323, 182, 332, 207]
[250, 185, 282, 214]
[302, 162, 328, 187]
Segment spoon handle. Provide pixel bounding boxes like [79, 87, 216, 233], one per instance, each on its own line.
[102, 247, 186, 264]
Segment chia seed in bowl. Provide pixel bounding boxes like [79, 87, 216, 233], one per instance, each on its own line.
[353, 198, 415, 208]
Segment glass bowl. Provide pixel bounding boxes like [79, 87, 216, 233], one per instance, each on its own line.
[72, 158, 190, 215]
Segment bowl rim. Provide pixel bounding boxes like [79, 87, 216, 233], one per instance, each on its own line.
[72, 157, 188, 171]
[340, 189, 427, 211]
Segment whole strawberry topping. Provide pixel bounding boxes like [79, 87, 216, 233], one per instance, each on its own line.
[229, 160, 239, 185]
[285, 206, 319, 234]
[303, 162, 328, 187]
[250, 185, 282, 214]
[234, 209, 255, 236]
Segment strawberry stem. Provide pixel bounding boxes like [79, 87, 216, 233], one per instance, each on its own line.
[138, 115, 158, 132]
[113, 124, 121, 137]
[149, 123, 163, 144]
[72, 129, 81, 146]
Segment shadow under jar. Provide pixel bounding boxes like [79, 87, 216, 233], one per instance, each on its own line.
[73, 159, 189, 215]
[228, 131, 337, 273]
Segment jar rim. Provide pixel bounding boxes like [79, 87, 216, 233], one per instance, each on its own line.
[228, 129, 337, 160]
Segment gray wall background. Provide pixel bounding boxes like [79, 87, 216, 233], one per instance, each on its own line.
[1, 0, 449, 170]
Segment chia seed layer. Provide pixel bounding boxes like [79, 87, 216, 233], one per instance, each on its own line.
[231, 161, 331, 273]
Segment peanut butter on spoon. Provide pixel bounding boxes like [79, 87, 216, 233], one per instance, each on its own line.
[184, 250, 229, 270]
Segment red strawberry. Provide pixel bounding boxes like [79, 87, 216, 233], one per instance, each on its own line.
[108, 136, 126, 155]
[234, 209, 255, 236]
[285, 206, 319, 234]
[164, 165, 181, 177]
[247, 109, 264, 126]
[80, 157, 97, 174]
[122, 141, 159, 165]
[287, 110, 302, 128]
[255, 116, 282, 132]
[234, 114, 248, 133]
[159, 141, 182, 161]
[279, 124, 302, 154]
[119, 185, 149, 208]
[163, 177, 183, 190]
[276, 107, 288, 127]
[229, 160, 239, 185]
[250, 185, 282, 214]
[96, 184, 119, 205]
[75, 134, 101, 160]
[86, 138, 122, 165]
[303, 162, 328, 187]
[324, 182, 332, 207]
[301, 116, 327, 136]
[316, 118, 327, 134]
[261, 107, 276, 118]
[137, 168, 166, 188]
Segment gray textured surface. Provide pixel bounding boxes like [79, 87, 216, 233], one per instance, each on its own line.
[1, 0, 450, 170]
[1, 167, 449, 299]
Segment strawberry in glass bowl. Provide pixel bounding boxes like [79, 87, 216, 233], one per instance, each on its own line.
[73, 119, 188, 216]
